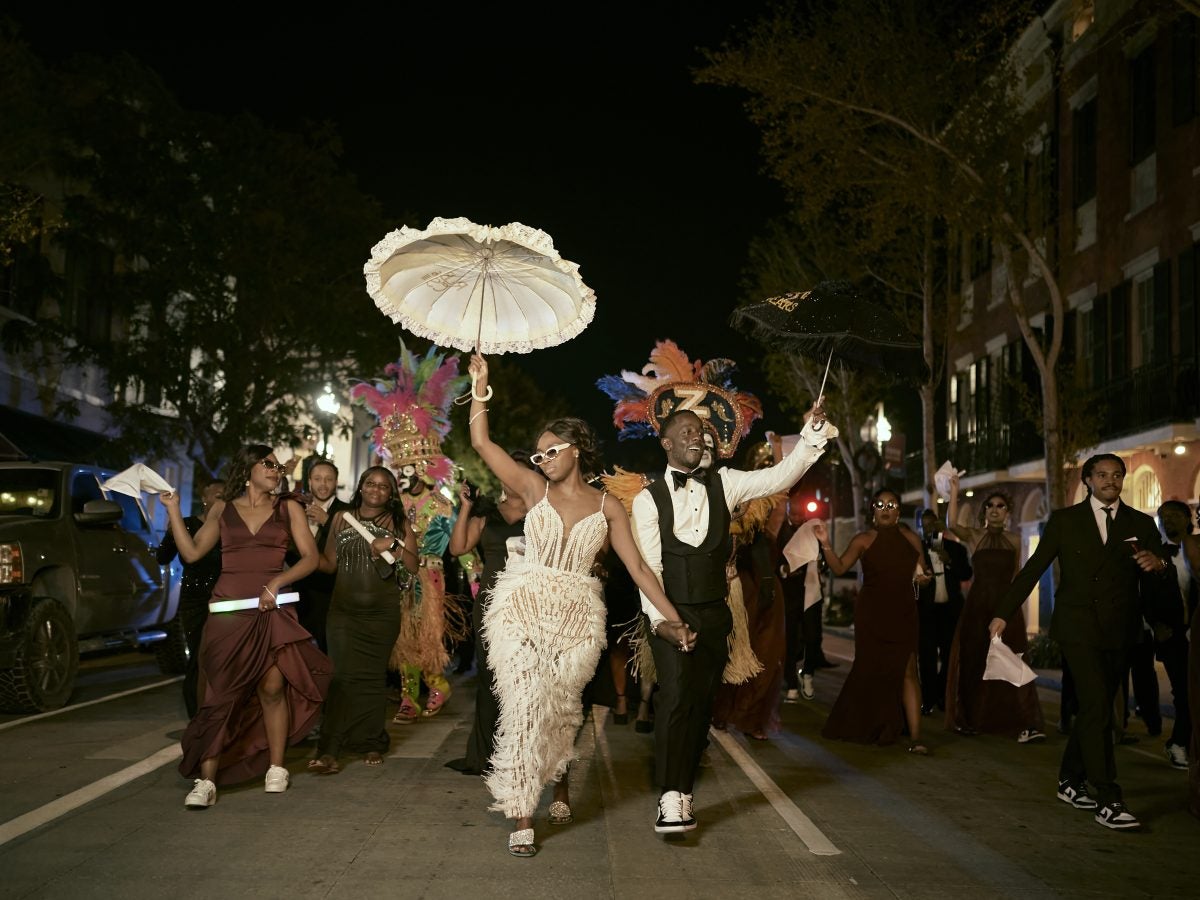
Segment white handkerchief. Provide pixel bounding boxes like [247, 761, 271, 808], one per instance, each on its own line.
[933, 460, 966, 502]
[982, 636, 1037, 687]
[102, 463, 175, 498]
[782, 519, 822, 575]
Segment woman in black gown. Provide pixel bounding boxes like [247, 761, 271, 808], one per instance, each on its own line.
[308, 466, 417, 773]
[445, 450, 541, 775]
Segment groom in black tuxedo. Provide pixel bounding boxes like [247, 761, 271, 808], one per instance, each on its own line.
[991, 453, 1169, 830]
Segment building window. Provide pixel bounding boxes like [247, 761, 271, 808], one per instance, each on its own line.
[969, 233, 991, 280]
[1173, 15, 1198, 126]
[1128, 464, 1162, 513]
[1070, 0, 1094, 42]
[1130, 45, 1157, 164]
[1135, 275, 1155, 368]
[1078, 307, 1094, 386]
[1072, 99, 1097, 206]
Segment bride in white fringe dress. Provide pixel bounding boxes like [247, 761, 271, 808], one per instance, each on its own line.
[467, 354, 696, 858]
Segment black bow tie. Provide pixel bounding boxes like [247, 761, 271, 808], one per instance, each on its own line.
[1164, 543, 1180, 559]
[671, 469, 707, 490]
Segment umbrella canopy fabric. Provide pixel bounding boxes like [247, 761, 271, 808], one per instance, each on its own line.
[364, 216, 596, 355]
[730, 280, 924, 378]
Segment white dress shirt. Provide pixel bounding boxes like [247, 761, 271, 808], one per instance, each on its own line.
[1089, 494, 1120, 543]
[631, 419, 833, 625]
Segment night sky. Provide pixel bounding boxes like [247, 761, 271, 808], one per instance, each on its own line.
[10, 3, 799, 467]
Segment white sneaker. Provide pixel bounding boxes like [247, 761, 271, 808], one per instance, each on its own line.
[800, 673, 815, 700]
[264, 765, 290, 793]
[655, 791, 686, 833]
[783, 689, 800, 704]
[1166, 743, 1189, 770]
[184, 778, 216, 809]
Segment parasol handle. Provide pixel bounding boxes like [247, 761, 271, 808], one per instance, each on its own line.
[812, 347, 833, 431]
[470, 369, 493, 402]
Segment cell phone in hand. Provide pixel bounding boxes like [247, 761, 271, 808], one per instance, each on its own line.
[466, 481, 479, 502]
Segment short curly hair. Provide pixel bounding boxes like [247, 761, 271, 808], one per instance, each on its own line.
[539, 417, 603, 479]
[977, 490, 1014, 526]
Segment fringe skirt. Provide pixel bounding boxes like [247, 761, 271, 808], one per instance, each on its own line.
[481, 562, 607, 819]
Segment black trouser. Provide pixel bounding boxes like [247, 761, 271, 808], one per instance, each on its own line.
[1059, 642, 1126, 805]
[299, 588, 332, 653]
[179, 596, 210, 719]
[1124, 630, 1161, 735]
[1155, 632, 1192, 747]
[918, 598, 961, 710]
[783, 587, 826, 685]
[649, 599, 732, 794]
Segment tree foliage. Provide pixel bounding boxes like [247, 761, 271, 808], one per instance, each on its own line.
[1, 36, 401, 478]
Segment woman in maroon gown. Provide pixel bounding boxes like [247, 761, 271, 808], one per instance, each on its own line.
[943, 482, 1045, 741]
[815, 490, 933, 752]
[163, 444, 332, 808]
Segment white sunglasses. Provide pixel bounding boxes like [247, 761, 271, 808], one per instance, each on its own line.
[530, 442, 572, 466]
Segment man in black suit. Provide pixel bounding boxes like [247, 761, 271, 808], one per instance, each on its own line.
[917, 508, 972, 715]
[990, 453, 1170, 830]
[632, 406, 834, 834]
[292, 459, 349, 653]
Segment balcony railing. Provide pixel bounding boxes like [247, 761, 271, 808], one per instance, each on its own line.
[904, 360, 1199, 492]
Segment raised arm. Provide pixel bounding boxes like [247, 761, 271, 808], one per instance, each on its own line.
[723, 406, 836, 509]
[945, 472, 984, 546]
[448, 484, 487, 556]
[161, 492, 221, 563]
[467, 353, 546, 507]
[811, 519, 869, 577]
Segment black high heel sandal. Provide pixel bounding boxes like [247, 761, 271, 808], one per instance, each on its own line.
[612, 694, 629, 725]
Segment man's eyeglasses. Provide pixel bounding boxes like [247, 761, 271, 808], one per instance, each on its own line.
[530, 442, 572, 466]
[258, 459, 285, 472]
[872, 500, 899, 510]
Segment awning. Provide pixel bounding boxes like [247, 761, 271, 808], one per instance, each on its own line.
[0, 405, 117, 467]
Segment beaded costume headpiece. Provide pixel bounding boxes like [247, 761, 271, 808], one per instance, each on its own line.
[350, 343, 469, 488]
[596, 338, 763, 458]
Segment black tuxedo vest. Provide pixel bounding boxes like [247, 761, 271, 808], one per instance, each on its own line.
[648, 473, 731, 605]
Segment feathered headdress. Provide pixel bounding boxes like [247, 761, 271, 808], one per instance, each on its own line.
[596, 339, 763, 458]
[350, 343, 469, 486]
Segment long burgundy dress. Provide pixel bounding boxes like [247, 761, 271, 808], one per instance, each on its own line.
[822, 527, 918, 745]
[943, 530, 1044, 736]
[179, 499, 333, 786]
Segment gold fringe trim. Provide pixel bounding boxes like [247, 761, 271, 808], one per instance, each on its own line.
[722, 574, 763, 684]
[600, 467, 651, 515]
[389, 564, 468, 674]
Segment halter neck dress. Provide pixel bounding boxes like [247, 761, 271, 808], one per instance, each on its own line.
[944, 528, 1044, 735]
[822, 526, 919, 745]
[481, 486, 609, 818]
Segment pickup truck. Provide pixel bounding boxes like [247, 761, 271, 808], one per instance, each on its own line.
[0, 460, 184, 712]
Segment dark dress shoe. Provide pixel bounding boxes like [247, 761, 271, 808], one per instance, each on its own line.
[635, 719, 653, 733]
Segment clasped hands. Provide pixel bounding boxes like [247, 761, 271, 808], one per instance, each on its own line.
[656, 620, 698, 653]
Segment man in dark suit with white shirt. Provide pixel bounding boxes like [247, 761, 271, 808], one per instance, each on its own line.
[631, 405, 834, 834]
[1152, 500, 1194, 770]
[990, 453, 1170, 830]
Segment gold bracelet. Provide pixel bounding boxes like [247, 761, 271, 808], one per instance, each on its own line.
[469, 407, 488, 425]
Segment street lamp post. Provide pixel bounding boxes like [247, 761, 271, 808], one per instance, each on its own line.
[315, 383, 340, 460]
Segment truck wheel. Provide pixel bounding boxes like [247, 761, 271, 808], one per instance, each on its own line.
[0, 597, 79, 713]
[153, 613, 189, 675]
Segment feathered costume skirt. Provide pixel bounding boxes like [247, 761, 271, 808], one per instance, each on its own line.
[481, 562, 606, 819]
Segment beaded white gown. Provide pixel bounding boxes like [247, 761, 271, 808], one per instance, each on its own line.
[482, 486, 609, 818]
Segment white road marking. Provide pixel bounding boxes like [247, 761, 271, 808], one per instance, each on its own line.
[0, 743, 182, 847]
[710, 727, 841, 856]
[0, 677, 183, 733]
[88, 722, 188, 760]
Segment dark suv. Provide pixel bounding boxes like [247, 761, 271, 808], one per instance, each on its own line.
[0, 461, 184, 712]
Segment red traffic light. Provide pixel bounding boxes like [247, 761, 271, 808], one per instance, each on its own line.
[805, 500, 820, 513]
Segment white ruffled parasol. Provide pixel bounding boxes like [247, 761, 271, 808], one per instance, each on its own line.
[363, 217, 596, 356]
